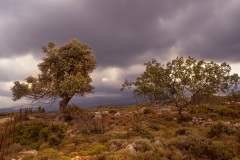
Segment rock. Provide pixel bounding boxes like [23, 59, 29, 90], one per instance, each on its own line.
[224, 121, 231, 126]
[102, 111, 109, 115]
[126, 143, 136, 155]
[225, 101, 231, 105]
[154, 140, 161, 146]
[207, 119, 213, 123]
[71, 156, 91, 160]
[67, 129, 73, 134]
[114, 112, 121, 117]
[139, 107, 146, 113]
[192, 117, 198, 124]
[94, 114, 102, 120]
[95, 111, 101, 115]
[20, 150, 38, 154]
[28, 116, 36, 120]
[234, 123, 240, 128]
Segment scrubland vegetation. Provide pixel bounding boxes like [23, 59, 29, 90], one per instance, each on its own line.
[1, 95, 240, 160]
[4, 40, 240, 159]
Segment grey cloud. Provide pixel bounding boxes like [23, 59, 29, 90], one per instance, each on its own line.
[0, 89, 12, 97]
[1, 0, 193, 67]
[1, 0, 240, 65]
[1, 0, 240, 108]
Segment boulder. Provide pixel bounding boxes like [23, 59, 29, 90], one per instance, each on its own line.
[94, 114, 102, 120]
[139, 107, 146, 113]
[102, 111, 109, 115]
[114, 112, 121, 117]
[126, 143, 136, 155]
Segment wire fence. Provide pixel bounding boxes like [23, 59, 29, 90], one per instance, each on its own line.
[0, 106, 32, 160]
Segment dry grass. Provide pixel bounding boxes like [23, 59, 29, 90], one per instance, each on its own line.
[1, 102, 240, 159]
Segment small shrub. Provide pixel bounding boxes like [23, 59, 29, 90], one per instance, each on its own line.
[125, 128, 154, 140]
[109, 109, 117, 114]
[143, 108, 154, 114]
[189, 104, 213, 114]
[148, 123, 160, 131]
[15, 120, 66, 149]
[37, 106, 45, 113]
[176, 128, 188, 136]
[39, 123, 66, 146]
[108, 139, 128, 152]
[135, 139, 152, 152]
[214, 107, 239, 118]
[37, 148, 70, 160]
[78, 142, 107, 155]
[22, 153, 36, 160]
[68, 152, 78, 158]
[64, 103, 88, 121]
[170, 135, 234, 159]
[65, 143, 76, 153]
[14, 120, 48, 149]
[235, 128, 240, 143]
[208, 122, 232, 138]
[39, 143, 50, 151]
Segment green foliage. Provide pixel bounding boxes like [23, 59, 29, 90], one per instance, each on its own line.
[22, 153, 36, 160]
[134, 139, 152, 152]
[15, 121, 47, 148]
[63, 103, 87, 121]
[38, 106, 45, 113]
[78, 142, 107, 155]
[142, 107, 155, 114]
[229, 90, 240, 102]
[39, 124, 65, 146]
[208, 122, 232, 138]
[15, 120, 66, 149]
[122, 57, 239, 118]
[11, 39, 96, 112]
[148, 123, 160, 131]
[36, 148, 70, 160]
[125, 128, 154, 140]
[189, 104, 214, 114]
[170, 135, 235, 159]
[176, 128, 189, 136]
[214, 107, 240, 118]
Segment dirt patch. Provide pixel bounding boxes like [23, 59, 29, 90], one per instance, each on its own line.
[0, 117, 11, 124]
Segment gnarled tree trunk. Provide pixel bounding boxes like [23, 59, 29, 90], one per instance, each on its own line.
[59, 96, 72, 113]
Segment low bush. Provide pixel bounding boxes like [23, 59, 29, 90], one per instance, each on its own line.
[125, 128, 154, 140]
[143, 108, 155, 115]
[15, 120, 66, 149]
[208, 122, 232, 138]
[176, 128, 189, 136]
[214, 107, 240, 118]
[148, 123, 160, 131]
[78, 142, 107, 155]
[170, 135, 235, 159]
[39, 124, 65, 146]
[134, 139, 152, 152]
[14, 120, 48, 149]
[36, 148, 70, 160]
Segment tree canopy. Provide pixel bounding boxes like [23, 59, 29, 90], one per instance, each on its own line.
[121, 57, 239, 118]
[11, 39, 96, 112]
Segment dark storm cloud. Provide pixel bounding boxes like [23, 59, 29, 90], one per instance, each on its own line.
[163, 1, 240, 62]
[1, 0, 191, 66]
[1, 0, 240, 66]
[1, 0, 240, 108]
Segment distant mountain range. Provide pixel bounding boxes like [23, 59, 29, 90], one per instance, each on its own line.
[0, 96, 136, 113]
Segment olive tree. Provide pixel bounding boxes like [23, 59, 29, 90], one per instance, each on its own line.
[122, 57, 239, 118]
[11, 39, 96, 113]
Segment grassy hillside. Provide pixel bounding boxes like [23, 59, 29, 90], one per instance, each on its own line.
[1, 96, 240, 160]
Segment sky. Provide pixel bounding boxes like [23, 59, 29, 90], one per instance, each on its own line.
[1, 0, 240, 109]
